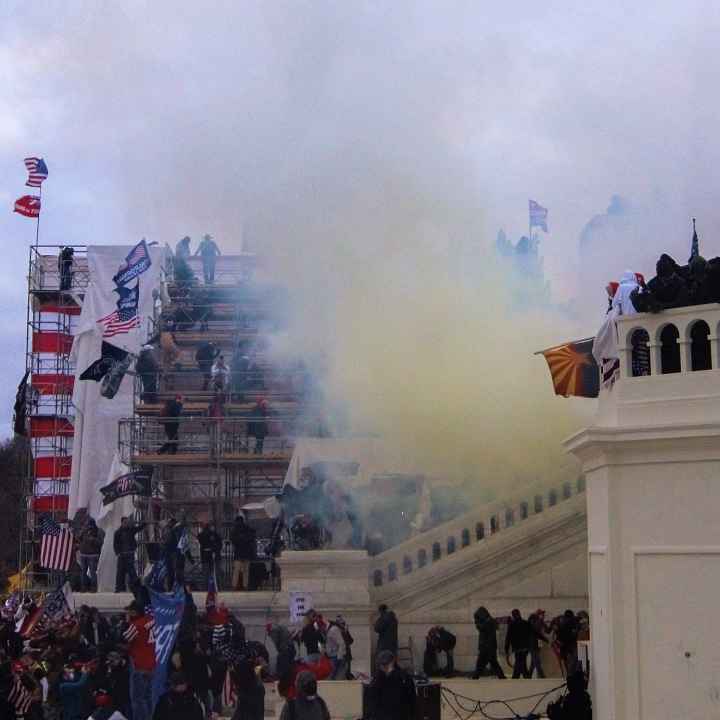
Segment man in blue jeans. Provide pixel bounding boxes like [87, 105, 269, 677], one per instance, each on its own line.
[124, 600, 156, 720]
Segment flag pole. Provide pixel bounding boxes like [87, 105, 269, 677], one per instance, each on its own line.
[528, 200, 532, 242]
[34, 185, 42, 248]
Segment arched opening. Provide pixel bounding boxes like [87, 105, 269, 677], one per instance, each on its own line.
[505, 508, 515, 527]
[461, 528, 471, 547]
[388, 562, 397, 582]
[519, 502, 529, 520]
[660, 324, 681, 374]
[690, 320, 712, 371]
[548, 489, 558, 507]
[373, 569, 383, 587]
[534, 495, 544, 513]
[403, 555, 412, 575]
[476, 522, 485, 541]
[432, 542, 441, 561]
[630, 328, 651, 376]
[418, 548, 427, 568]
[447, 536, 456, 555]
[490, 516, 499, 534]
[563, 482, 572, 499]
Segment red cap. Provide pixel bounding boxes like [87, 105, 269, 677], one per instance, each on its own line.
[606, 281, 619, 297]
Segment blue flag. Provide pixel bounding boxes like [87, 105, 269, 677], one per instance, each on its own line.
[149, 585, 185, 709]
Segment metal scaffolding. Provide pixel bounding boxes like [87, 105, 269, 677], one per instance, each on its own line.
[21, 245, 88, 588]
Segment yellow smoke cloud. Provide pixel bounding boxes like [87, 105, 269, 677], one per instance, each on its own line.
[257, 177, 592, 496]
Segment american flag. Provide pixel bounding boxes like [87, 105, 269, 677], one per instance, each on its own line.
[8, 675, 33, 717]
[98, 307, 140, 338]
[38, 515, 74, 572]
[529, 199, 549, 232]
[24, 157, 49, 187]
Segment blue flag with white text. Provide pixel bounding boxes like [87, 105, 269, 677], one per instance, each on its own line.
[149, 585, 185, 709]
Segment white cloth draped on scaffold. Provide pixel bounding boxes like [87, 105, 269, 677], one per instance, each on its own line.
[69, 244, 164, 591]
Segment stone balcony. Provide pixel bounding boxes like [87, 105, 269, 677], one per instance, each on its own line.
[599, 303, 720, 427]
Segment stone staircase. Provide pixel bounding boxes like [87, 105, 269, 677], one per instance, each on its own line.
[368, 480, 589, 672]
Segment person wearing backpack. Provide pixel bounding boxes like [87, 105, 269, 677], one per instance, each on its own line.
[278, 671, 330, 720]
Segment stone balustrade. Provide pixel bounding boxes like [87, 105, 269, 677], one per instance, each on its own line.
[599, 304, 720, 428]
[369, 477, 586, 588]
[616, 303, 720, 377]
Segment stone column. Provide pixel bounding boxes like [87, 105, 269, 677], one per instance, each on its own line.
[277, 550, 373, 675]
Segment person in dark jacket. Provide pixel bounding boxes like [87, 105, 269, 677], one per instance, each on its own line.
[164, 520, 193, 589]
[505, 609, 532, 679]
[194, 235, 221, 285]
[78, 524, 103, 592]
[298, 612, 323, 662]
[159, 396, 183, 454]
[136, 346, 160, 404]
[546, 670, 592, 720]
[58, 247, 75, 291]
[472, 606, 505, 679]
[230, 516, 256, 591]
[230, 654, 266, 720]
[196, 342, 219, 390]
[113, 517, 145, 592]
[373, 605, 398, 656]
[198, 523, 223, 585]
[367, 651, 415, 720]
[247, 399, 270, 455]
[175, 236, 191, 261]
[59, 663, 92, 720]
[423, 626, 456, 677]
[104, 652, 130, 719]
[557, 610, 579, 677]
[278, 671, 330, 720]
[528, 611, 549, 678]
[153, 672, 204, 720]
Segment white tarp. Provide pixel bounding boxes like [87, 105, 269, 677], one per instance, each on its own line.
[69, 245, 163, 590]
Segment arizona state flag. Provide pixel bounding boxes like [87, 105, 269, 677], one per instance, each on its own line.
[539, 338, 599, 398]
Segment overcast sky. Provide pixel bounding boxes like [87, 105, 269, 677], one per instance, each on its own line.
[2, 1, 720, 439]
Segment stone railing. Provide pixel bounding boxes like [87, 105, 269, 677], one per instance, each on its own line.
[369, 477, 586, 588]
[616, 303, 720, 377]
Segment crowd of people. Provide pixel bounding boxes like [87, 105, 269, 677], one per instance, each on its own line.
[473, 606, 588, 680]
[0, 585, 590, 720]
[0, 589, 369, 720]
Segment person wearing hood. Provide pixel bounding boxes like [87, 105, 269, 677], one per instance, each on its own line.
[230, 654, 266, 720]
[278, 671, 330, 720]
[611, 270, 640, 316]
[640, 253, 690, 311]
[175, 237, 191, 261]
[373, 605, 398, 656]
[472, 607, 505, 679]
[367, 651, 416, 720]
[152, 672, 204, 720]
